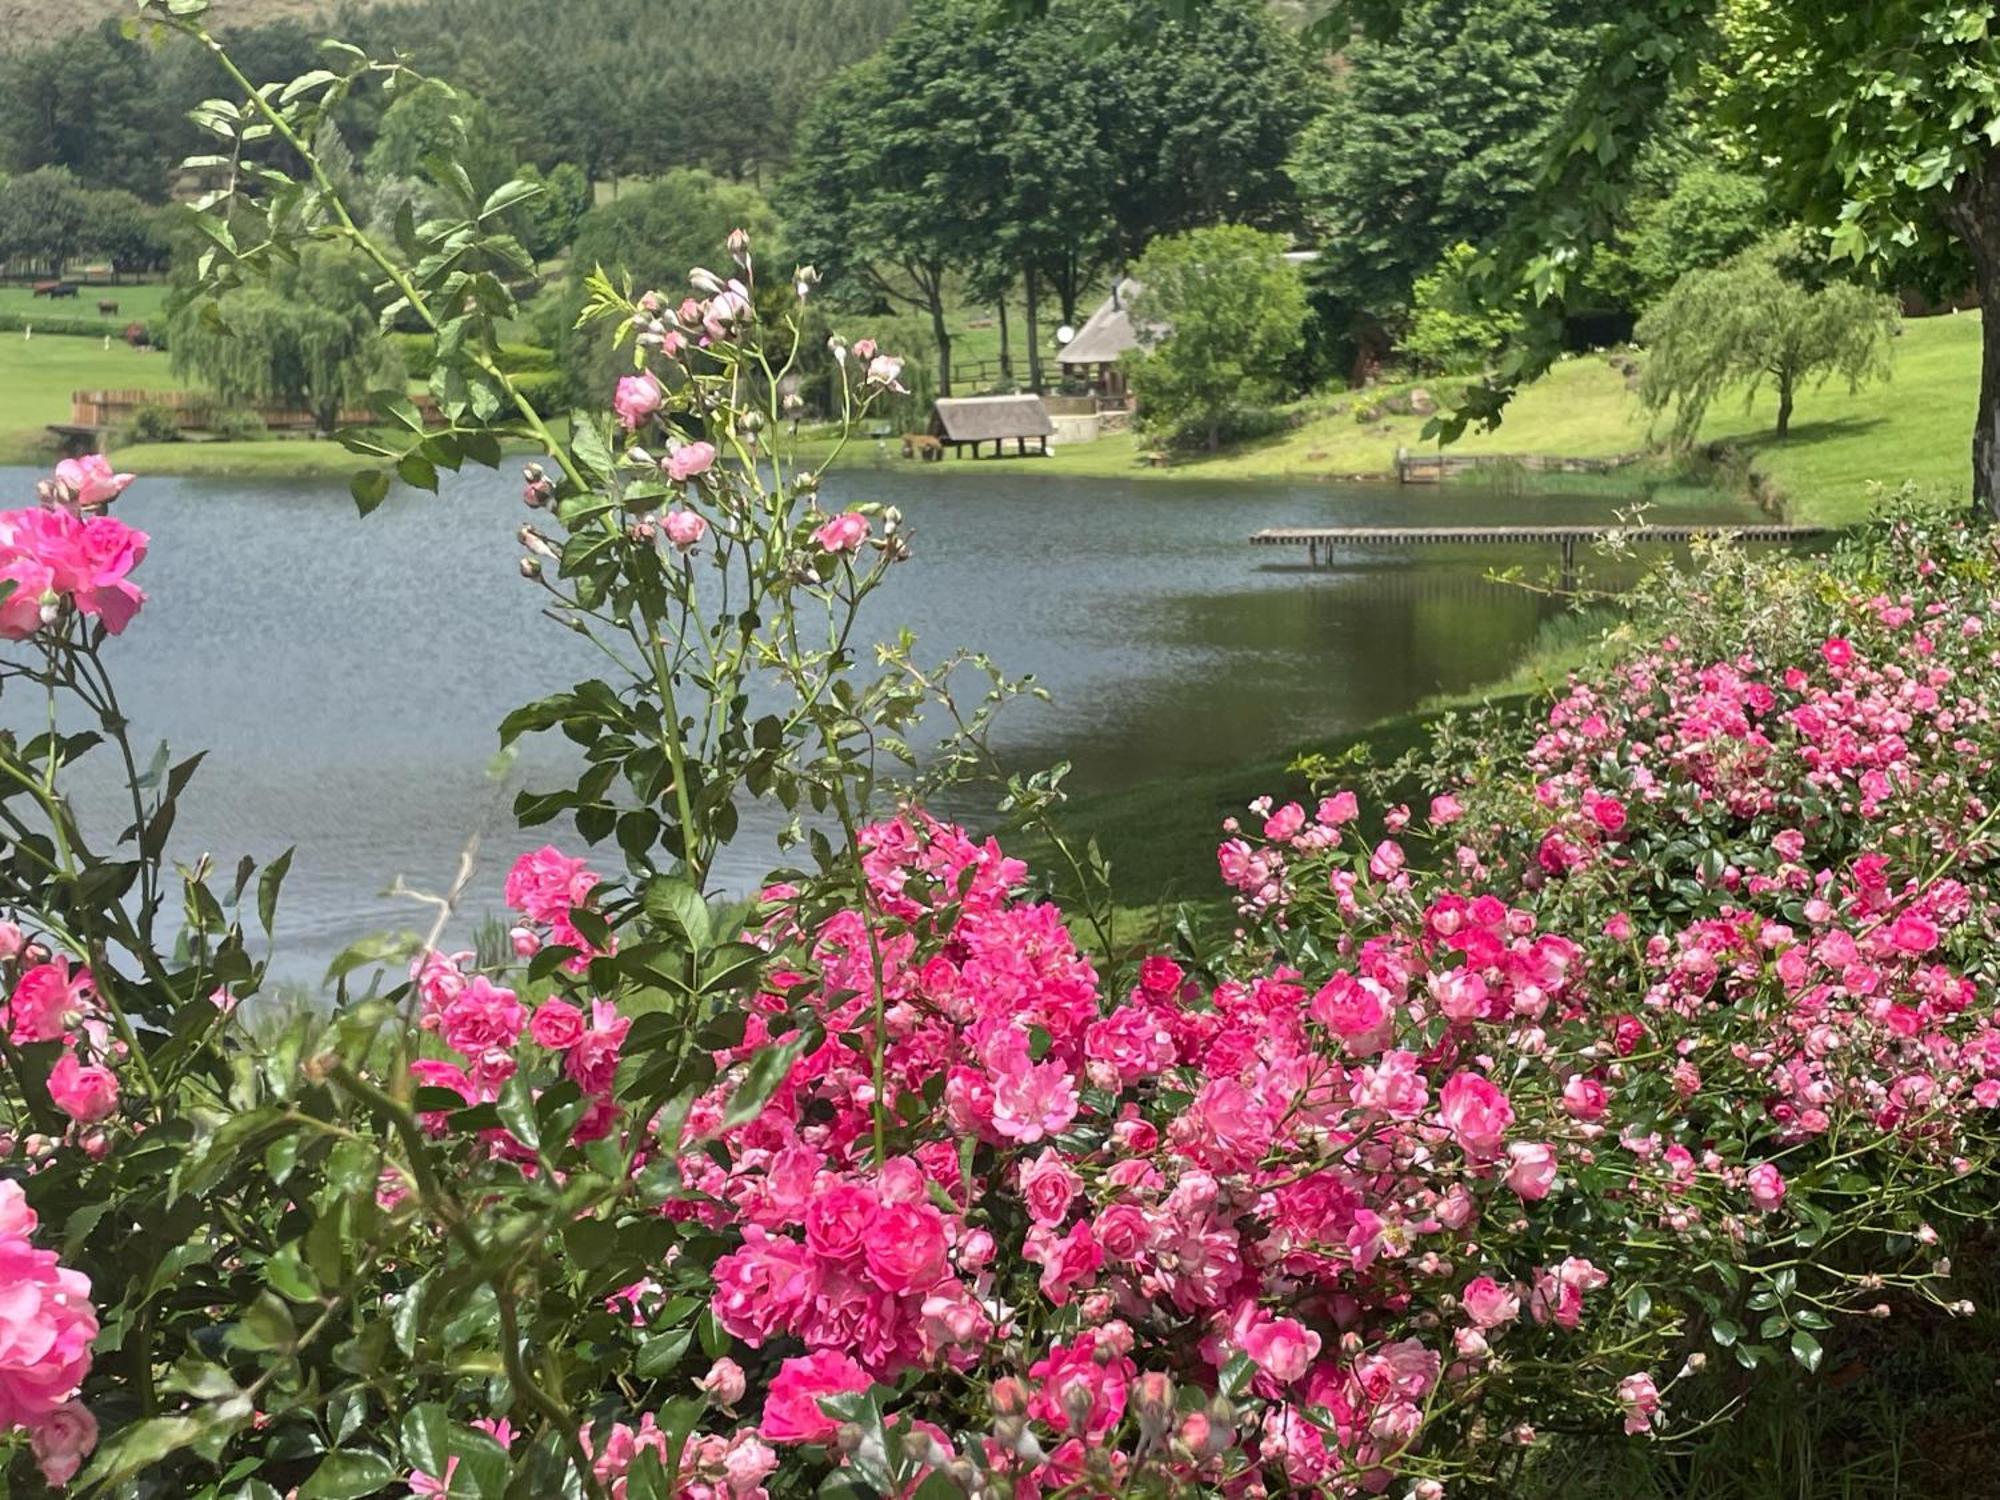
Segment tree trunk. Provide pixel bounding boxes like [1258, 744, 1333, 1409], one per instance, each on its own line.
[1207, 419, 1219, 453]
[1775, 374, 1794, 440]
[1946, 152, 2000, 517]
[1024, 268, 1044, 394]
[930, 293, 953, 398]
[997, 298, 1012, 384]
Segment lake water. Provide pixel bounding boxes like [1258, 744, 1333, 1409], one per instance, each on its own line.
[1, 461, 1762, 978]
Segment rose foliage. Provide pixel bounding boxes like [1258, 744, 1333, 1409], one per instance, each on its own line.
[1, 9, 1999, 1500]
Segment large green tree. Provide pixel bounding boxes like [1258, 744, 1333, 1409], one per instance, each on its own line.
[1276, 0, 2000, 512]
[1287, 0, 1592, 369]
[167, 245, 405, 435]
[0, 21, 168, 199]
[0, 167, 92, 277]
[1124, 224, 1308, 451]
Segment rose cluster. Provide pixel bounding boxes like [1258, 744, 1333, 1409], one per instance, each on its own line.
[0, 1181, 98, 1486]
[0, 457, 146, 641]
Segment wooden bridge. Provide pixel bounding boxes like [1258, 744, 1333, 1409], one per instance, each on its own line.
[1251, 523, 1830, 583]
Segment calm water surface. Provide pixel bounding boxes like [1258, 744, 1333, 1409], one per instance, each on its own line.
[2, 461, 1761, 977]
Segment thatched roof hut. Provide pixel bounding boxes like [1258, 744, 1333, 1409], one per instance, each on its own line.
[928, 394, 1055, 456]
[1058, 278, 1157, 371]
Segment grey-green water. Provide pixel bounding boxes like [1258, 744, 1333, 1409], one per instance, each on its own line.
[2, 463, 1763, 975]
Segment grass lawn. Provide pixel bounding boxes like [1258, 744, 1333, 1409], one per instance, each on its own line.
[0, 282, 171, 323]
[0, 334, 188, 467]
[1033, 312, 1984, 526]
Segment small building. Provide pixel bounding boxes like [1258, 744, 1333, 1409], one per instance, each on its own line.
[928, 394, 1055, 458]
[1057, 278, 1158, 407]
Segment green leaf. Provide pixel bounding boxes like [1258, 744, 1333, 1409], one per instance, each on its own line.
[636, 1326, 694, 1378]
[1790, 1329, 1823, 1372]
[721, 1025, 820, 1130]
[78, 1415, 214, 1489]
[496, 1073, 541, 1151]
[1625, 1285, 1652, 1322]
[401, 1404, 451, 1478]
[257, 847, 293, 936]
[1711, 1316, 1742, 1347]
[1219, 1351, 1256, 1398]
[480, 178, 545, 220]
[299, 1449, 399, 1499]
[644, 876, 711, 948]
[350, 468, 392, 517]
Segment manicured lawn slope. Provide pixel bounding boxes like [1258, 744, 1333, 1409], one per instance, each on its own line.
[1041, 312, 1986, 526]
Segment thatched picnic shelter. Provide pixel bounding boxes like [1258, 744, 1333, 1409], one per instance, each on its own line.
[1056, 277, 1153, 406]
[928, 394, 1055, 458]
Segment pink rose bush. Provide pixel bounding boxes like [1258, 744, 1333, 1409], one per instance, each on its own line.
[0, 1182, 99, 1485]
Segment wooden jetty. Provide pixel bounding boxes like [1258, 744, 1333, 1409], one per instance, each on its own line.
[1252, 523, 1828, 584]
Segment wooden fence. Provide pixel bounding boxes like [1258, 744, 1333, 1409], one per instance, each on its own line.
[70, 389, 441, 434]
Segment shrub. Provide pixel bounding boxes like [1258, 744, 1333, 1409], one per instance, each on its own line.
[208, 406, 267, 441]
[125, 402, 181, 443]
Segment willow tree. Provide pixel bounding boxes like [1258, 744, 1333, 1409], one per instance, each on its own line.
[167, 245, 404, 435]
[1636, 235, 1898, 445]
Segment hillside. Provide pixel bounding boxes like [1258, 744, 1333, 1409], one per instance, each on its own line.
[0, 0, 340, 48]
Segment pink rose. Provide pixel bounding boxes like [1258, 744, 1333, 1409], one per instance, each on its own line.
[861, 1200, 949, 1294]
[613, 372, 664, 430]
[1561, 1074, 1608, 1121]
[851, 338, 878, 361]
[1093, 1203, 1152, 1262]
[990, 1058, 1078, 1144]
[663, 509, 708, 551]
[760, 1351, 871, 1443]
[1018, 1148, 1082, 1225]
[1317, 791, 1359, 826]
[1262, 802, 1305, 841]
[813, 511, 870, 555]
[803, 1180, 880, 1261]
[53, 455, 134, 510]
[1310, 973, 1394, 1055]
[1505, 1141, 1557, 1201]
[1438, 1071, 1514, 1159]
[1586, 795, 1627, 833]
[1234, 1303, 1321, 1385]
[1461, 1276, 1519, 1329]
[29, 1400, 97, 1486]
[6, 958, 92, 1044]
[665, 442, 716, 482]
[0, 552, 53, 639]
[438, 976, 526, 1057]
[1616, 1372, 1662, 1435]
[47, 1053, 118, 1124]
[528, 999, 586, 1050]
[698, 1357, 747, 1406]
[1746, 1162, 1787, 1213]
[1429, 793, 1464, 825]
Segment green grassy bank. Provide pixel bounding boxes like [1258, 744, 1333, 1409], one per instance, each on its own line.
[1027, 311, 1982, 526]
[3, 308, 1980, 514]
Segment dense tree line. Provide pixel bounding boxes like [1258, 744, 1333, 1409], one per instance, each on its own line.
[783, 0, 1319, 395]
[0, 0, 904, 205]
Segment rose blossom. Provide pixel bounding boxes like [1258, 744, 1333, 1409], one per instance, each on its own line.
[1505, 1141, 1558, 1201]
[46, 1053, 118, 1124]
[663, 509, 708, 551]
[813, 511, 870, 554]
[528, 999, 586, 1050]
[1746, 1162, 1788, 1213]
[613, 372, 664, 429]
[1018, 1148, 1082, 1225]
[1438, 1071, 1515, 1159]
[1461, 1276, 1520, 1329]
[664, 441, 716, 482]
[760, 1351, 871, 1443]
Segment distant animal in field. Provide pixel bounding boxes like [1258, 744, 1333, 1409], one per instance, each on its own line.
[902, 433, 943, 461]
[122, 322, 151, 348]
[97, 299, 119, 317]
[32, 281, 78, 300]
